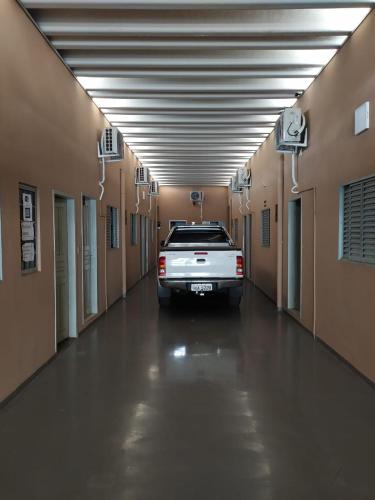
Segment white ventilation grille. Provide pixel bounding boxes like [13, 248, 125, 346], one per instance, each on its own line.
[190, 191, 204, 202]
[106, 206, 119, 249]
[261, 208, 271, 247]
[342, 176, 375, 263]
[135, 166, 150, 186]
[237, 167, 252, 188]
[100, 127, 124, 159]
[230, 176, 242, 193]
[149, 180, 160, 196]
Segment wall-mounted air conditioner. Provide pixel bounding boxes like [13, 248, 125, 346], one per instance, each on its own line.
[190, 191, 204, 203]
[135, 166, 150, 185]
[99, 127, 124, 160]
[149, 180, 160, 196]
[230, 176, 242, 193]
[275, 107, 307, 153]
[237, 167, 252, 188]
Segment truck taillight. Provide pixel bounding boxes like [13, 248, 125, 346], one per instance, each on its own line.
[159, 256, 166, 277]
[236, 256, 244, 277]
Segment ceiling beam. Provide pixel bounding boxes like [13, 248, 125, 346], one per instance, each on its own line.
[123, 129, 272, 136]
[101, 108, 286, 115]
[64, 50, 333, 68]
[22, 1, 374, 10]
[94, 97, 296, 111]
[123, 132, 267, 138]
[78, 76, 313, 92]
[125, 141, 266, 146]
[91, 91, 302, 99]
[36, 8, 365, 37]
[106, 114, 279, 124]
[135, 152, 251, 157]
[128, 145, 260, 150]
[142, 162, 246, 166]
[75, 68, 320, 78]
[53, 37, 347, 50]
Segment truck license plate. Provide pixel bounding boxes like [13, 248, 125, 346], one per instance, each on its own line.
[191, 283, 213, 292]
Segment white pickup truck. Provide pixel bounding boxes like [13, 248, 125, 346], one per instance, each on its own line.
[157, 224, 244, 307]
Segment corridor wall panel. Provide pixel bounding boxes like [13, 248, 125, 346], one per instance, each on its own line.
[230, 9, 375, 383]
[0, 0, 125, 401]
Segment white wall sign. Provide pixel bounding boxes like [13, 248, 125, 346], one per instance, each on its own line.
[21, 221, 34, 241]
[22, 242, 35, 263]
[22, 193, 33, 222]
[355, 101, 370, 136]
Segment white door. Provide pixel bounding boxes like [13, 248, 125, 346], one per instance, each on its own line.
[82, 196, 98, 319]
[54, 197, 69, 343]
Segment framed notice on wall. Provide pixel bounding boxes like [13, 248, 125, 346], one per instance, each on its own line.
[19, 184, 38, 273]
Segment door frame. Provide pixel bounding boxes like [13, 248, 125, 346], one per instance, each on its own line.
[52, 192, 77, 351]
[287, 197, 302, 312]
[140, 214, 149, 278]
[81, 195, 98, 323]
[243, 214, 252, 280]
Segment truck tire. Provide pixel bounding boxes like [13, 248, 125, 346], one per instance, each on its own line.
[228, 288, 242, 307]
[158, 283, 171, 307]
[158, 297, 171, 307]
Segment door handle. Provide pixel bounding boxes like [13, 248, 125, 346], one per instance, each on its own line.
[196, 259, 206, 263]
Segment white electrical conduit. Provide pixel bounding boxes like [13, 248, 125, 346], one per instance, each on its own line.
[245, 186, 251, 211]
[291, 151, 299, 194]
[99, 157, 106, 201]
[135, 184, 140, 214]
[200, 201, 203, 222]
[238, 191, 244, 215]
[148, 193, 152, 213]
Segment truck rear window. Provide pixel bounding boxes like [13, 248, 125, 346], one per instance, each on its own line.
[168, 228, 230, 244]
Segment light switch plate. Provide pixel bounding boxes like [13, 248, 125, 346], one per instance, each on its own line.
[355, 101, 370, 135]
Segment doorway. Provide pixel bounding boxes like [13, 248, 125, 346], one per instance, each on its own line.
[54, 195, 77, 345]
[82, 196, 98, 320]
[243, 214, 252, 280]
[288, 198, 301, 311]
[140, 215, 149, 277]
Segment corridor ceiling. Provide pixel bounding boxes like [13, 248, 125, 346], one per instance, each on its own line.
[20, 0, 373, 186]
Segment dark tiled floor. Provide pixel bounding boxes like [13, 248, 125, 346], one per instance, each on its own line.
[1, 276, 375, 500]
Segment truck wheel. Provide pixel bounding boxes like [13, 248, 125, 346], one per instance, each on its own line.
[228, 288, 242, 307]
[228, 295, 241, 307]
[158, 297, 171, 307]
[158, 283, 172, 307]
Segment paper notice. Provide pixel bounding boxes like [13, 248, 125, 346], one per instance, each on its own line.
[22, 242, 35, 263]
[21, 222, 34, 241]
[22, 193, 33, 222]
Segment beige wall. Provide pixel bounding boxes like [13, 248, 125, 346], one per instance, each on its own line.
[0, 0, 155, 402]
[231, 10, 375, 382]
[125, 149, 158, 291]
[229, 138, 280, 302]
[158, 186, 229, 241]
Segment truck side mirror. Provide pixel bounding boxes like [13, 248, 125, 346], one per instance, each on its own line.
[160, 240, 165, 247]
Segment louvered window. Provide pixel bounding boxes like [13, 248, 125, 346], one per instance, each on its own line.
[341, 176, 375, 263]
[261, 209, 271, 247]
[107, 206, 119, 249]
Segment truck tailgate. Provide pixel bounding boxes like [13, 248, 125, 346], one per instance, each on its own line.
[164, 250, 239, 278]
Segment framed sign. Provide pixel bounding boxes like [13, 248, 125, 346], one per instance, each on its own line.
[19, 184, 38, 273]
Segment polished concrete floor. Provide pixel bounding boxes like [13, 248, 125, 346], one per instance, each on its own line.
[1, 276, 375, 500]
